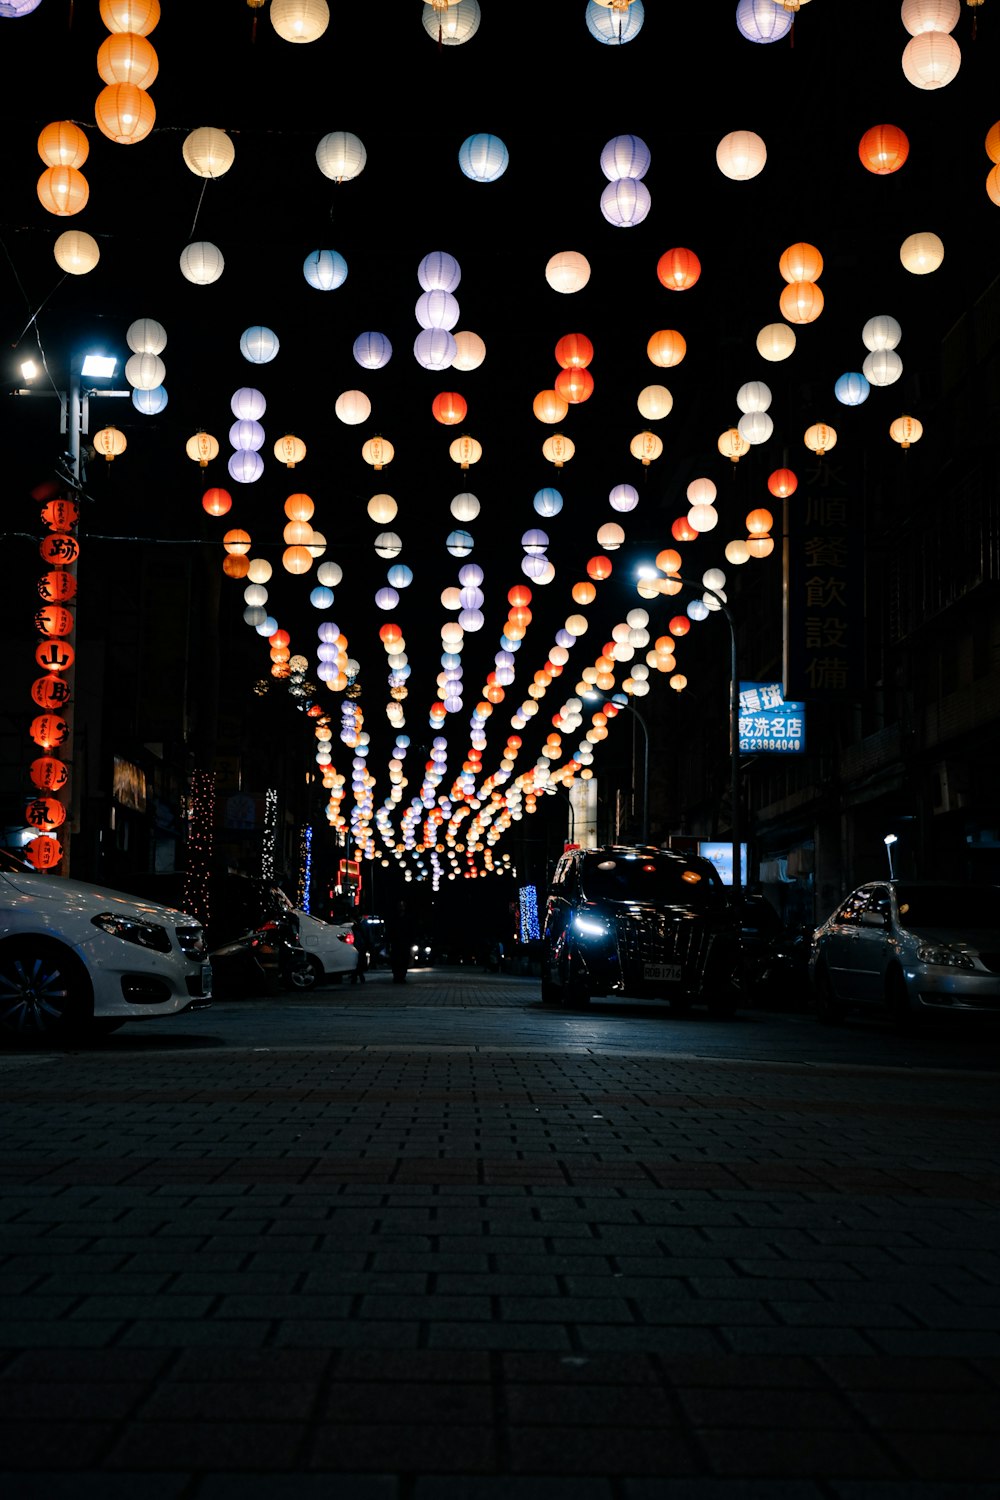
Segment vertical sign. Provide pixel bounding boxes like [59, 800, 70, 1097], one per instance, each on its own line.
[783, 478, 864, 700]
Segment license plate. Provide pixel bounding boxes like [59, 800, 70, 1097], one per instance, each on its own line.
[644, 962, 681, 983]
[200, 964, 213, 997]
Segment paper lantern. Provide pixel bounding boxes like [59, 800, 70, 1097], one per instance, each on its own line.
[542, 434, 574, 468]
[223, 528, 251, 555]
[127, 317, 167, 354]
[131, 387, 168, 421]
[284, 493, 314, 521]
[987, 166, 1000, 207]
[229, 419, 264, 451]
[586, 0, 644, 43]
[718, 427, 749, 463]
[432, 391, 467, 425]
[687, 477, 717, 506]
[39, 535, 80, 567]
[30, 756, 69, 792]
[271, 0, 330, 42]
[449, 435, 482, 469]
[451, 331, 486, 370]
[353, 331, 392, 369]
[608, 483, 639, 513]
[716, 130, 766, 181]
[738, 411, 773, 445]
[778, 242, 823, 283]
[555, 368, 594, 404]
[35, 638, 75, 672]
[636, 385, 673, 420]
[418, 250, 461, 292]
[37, 570, 77, 602]
[446, 530, 474, 557]
[630, 430, 663, 466]
[94, 426, 126, 461]
[39, 499, 79, 532]
[35, 604, 73, 637]
[413, 328, 457, 369]
[900, 0, 959, 33]
[24, 835, 63, 870]
[834, 372, 870, 406]
[804, 422, 837, 456]
[545, 250, 590, 293]
[746, 507, 774, 536]
[736, 380, 772, 412]
[600, 133, 651, 181]
[186, 431, 218, 467]
[53, 230, 99, 275]
[862, 314, 902, 351]
[37, 166, 88, 216]
[889, 414, 924, 448]
[747, 535, 775, 559]
[415, 290, 459, 330]
[94, 83, 155, 144]
[97, 32, 158, 88]
[554, 332, 594, 369]
[283, 546, 313, 574]
[37, 120, 89, 168]
[646, 329, 686, 368]
[736, 0, 793, 41]
[459, 133, 509, 182]
[901, 32, 961, 89]
[863, 349, 903, 386]
[228, 450, 263, 483]
[334, 389, 370, 425]
[182, 126, 234, 178]
[275, 434, 307, 468]
[202, 487, 232, 517]
[597, 522, 625, 550]
[858, 123, 909, 175]
[180, 241, 225, 284]
[240, 325, 279, 362]
[315, 130, 366, 181]
[533, 487, 563, 517]
[125, 352, 164, 390]
[367, 493, 397, 523]
[600, 179, 651, 227]
[656, 247, 701, 290]
[756, 322, 796, 361]
[725, 539, 751, 565]
[779, 281, 824, 324]
[99, 0, 160, 34]
[986, 121, 1000, 165]
[422, 0, 481, 44]
[533, 389, 569, 424]
[362, 436, 394, 471]
[30, 713, 69, 748]
[900, 231, 944, 274]
[451, 492, 480, 522]
[768, 468, 798, 498]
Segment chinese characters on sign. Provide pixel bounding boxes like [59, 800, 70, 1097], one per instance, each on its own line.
[783, 474, 864, 700]
[739, 682, 806, 753]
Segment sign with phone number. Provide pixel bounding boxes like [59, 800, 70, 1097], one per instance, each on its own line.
[738, 682, 806, 753]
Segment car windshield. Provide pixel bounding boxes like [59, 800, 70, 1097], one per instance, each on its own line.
[579, 853, 726, 909]
[0, 848, 31, 874]
[895, 884, 1000, 929]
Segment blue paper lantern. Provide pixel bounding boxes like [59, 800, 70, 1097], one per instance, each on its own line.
[586, 0, 644, 44]
[375, 587, 399, 611]
[736, 0, 793, 44]
[600, 134, 651, 182]
[609, 483, 639, 513]
[303, 249, 348, 290]
[533, 486, 563, 517]
[231, 386, 266, 419]
[228, 450, 264, 484]
[418, 250, 461, 293]
[353, 331, 392, 369]
[522, 529, 548, 555]
[240, 326, 279, 364]
[229, 419, 265, 451]
[458, 133, 509, 183]
[310, 586, 334, 609]
[687, 599, 710, 622]
[600, 179, 651, 228]
[0, 2, 44, 14]
[388, 564, 413, 588]
[834, 371, 871, 406]
[132, 385, 168, 415]
[446, 529, 474, 556]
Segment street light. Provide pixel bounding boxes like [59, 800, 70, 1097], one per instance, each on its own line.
[883, 832, 897, 879]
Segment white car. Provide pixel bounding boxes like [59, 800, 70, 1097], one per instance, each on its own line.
[0, 848, 212, 1041]
[294, 909, 360, 986]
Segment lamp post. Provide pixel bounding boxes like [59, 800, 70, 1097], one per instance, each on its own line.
[581, 691, 649, 843]
[883, 832, 897, 879]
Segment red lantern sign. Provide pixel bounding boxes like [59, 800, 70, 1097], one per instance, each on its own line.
[31, 675, 72, 711]
[24, 795, 66, 832]
[35, 604, 74, 637]
[35, 639, 75, 673]
[39, 533, 80, 566]
[30, 714, 69, 749]
[39, 498, 79, 531]
[24, 835, 63, 870]
[37, 570, 77, 602]
[30, 755, 69, 792]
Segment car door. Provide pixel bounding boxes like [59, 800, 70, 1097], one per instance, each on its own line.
[843, 885, 893, 1003]
[822, 888, 873, 999]
[543, 855, 576, 968]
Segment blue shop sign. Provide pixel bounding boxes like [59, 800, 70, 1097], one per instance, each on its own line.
[739, 681, 806, 754]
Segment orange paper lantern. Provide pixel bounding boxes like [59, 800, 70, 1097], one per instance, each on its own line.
[431, 391, 467, 425]
[25, 835, 63, 870]
[202, 487, 232, 517]
[858, 124, 909, 176]
[554, 333, 594, 369]
[656, 247, 701, 291]
[768, 467, 798, 498]
[554, 367, 594, 404]
[30, 755, 69, 792]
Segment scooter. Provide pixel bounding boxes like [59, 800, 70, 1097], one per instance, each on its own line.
[210, 911, 315, 995]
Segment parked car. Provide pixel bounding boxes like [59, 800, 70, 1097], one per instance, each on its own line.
[541, 844, 743, 1015]
[810, 879, 1000, 1025]
[0, 847, 211, 1042]
[296, 909, 360, 985]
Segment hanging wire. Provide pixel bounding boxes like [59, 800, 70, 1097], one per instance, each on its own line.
[188, 177, 210, 240]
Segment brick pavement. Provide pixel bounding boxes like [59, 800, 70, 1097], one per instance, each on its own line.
[1, 983, 999, 1497]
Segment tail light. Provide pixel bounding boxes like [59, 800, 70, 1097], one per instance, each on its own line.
[342, 931, 355, 944]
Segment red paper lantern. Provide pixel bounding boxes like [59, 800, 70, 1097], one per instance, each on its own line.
[586, 555, 612, 581]
[39, 498, 79, 530]
[431, 391, 468, 426]
[768, 468, 798, 499]
[35, 639, 75, 673]
[24, 795, 66, 832]
[31, 675, 72, 711]
[669, 616, 691, 636]
[858, 123, 909, 176]
[202, 486, 232, 517]
[554, 333, 594, 369]
[25, 834, 63, 870]
[30, 714, 69, 749]
[39, 533, 80, 566]
[554, 367, 595, 404]
[656, 247, 701, 291]
[37, 570, 77, 602]
[507, 585, 532, 607]
[30, 755, 69, 792]
[671, 516, 698, 543]
[35, 604, 74, 637]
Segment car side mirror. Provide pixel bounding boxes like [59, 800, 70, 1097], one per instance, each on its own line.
[860, 910, 889, 929]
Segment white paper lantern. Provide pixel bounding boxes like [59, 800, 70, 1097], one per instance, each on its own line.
[182, 126, 234, 179]
[451, 331, 485, 371]
[756, 322, 796, 361]
[125, 352, 164, 390]
[53, 229, 100, 275]
[127, 317, 166, 354]
[271, 0, 330, 44]
[458, 133, 509, 183]
[413, 328, 457, 370]
[240, 325, 279, 363]
[863, 349, 904, 386]
[415, 290, 460, 330]
[422, 0, 481, 45]
[335, 389, 371, 425]
[900, 231, 944, 274]
[716, 130, 767, 181]
[180, 241, 224, 285]
[862, 314, 902, 351]
[901, 32, 961, 89]
[315, 130, 366, 181]
[545, 250, 591, 293]
[418, 250, 461, 293]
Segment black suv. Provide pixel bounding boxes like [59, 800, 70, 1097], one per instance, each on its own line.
[541, 845, 743, 1016]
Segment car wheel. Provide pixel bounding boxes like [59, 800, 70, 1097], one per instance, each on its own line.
[885, 966, 915, 1030]
[290, 957, 321, 992]
[813, 964, 845, 1025]
[0, 939, 92, 1041]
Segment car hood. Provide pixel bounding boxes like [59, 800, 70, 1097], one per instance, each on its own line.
[900, 924, 1000, 949]
[588, 898, 733, 923]
[0, 870, 200, 926]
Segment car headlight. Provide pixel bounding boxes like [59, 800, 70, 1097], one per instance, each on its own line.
[91, 912, 171, 953]
[573, 914, 608, 938]
[915, 942, 976, 971]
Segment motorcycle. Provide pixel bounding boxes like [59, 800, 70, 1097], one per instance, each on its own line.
[209, 911, 315, 996]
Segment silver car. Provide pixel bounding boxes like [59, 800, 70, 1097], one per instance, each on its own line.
[810, 880, 1000, 1024]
